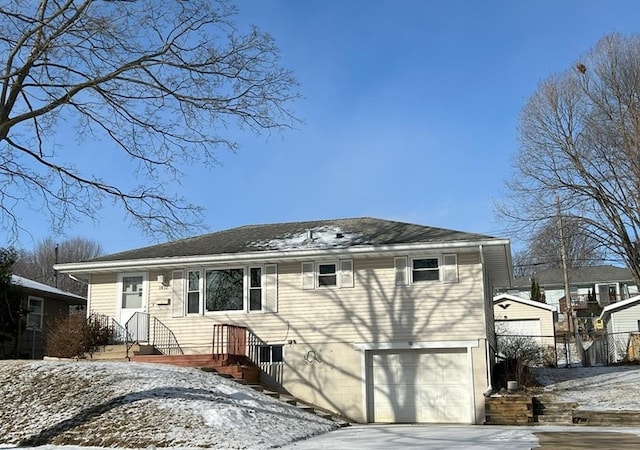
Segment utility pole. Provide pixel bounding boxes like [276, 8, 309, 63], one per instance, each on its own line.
[54, 244, 59, 288]
[556, 198, 572, 333]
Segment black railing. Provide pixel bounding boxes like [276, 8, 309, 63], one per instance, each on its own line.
[88, 313, 129, 345]
[125, 312, 182, 357]
[151, 316, 183, 356]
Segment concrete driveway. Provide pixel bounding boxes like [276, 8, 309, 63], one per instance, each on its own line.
[283, 425, 640, 449]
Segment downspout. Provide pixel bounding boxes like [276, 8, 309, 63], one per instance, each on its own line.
[479, 244, 493, 390]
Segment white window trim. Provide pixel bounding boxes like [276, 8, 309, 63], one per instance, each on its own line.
[179, 264, 278, 315]
[204, 266, 247, 314]
[410, 256, 441, 284]
[259, 344, 284, 364]
[302, 260, 354, 289]
[116, 272, 148, 325]
[407, 254, 459, 284]
[248, 266, 262, 312]
[27, 296, 44, 331]
[186, 269, 203, 315]
[316, 261, 338, 288]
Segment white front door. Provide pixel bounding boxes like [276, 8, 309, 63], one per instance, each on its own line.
[119, 274, 147, 341]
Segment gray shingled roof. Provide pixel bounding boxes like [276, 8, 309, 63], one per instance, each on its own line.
[513, 265, 634, 288]
[92, 217, 498, 262]
[11, 275, 86, 304]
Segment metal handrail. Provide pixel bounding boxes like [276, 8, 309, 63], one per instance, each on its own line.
[87, 313, 129, 345]
[151, 316, 183, 356]
[125, 312, 149, 357]
[125, 312, 183, 357]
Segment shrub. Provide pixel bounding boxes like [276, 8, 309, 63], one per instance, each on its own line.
[46, 314, 114, 358]
[494, 333, 544, 390]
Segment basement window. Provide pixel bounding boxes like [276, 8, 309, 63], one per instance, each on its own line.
[259, 344, 284, 364]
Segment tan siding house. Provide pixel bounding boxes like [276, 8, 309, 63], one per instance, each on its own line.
[493, 293, 557, 349]
[55, 217, 512, 424]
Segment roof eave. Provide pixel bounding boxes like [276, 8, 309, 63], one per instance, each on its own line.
[55, 238, 511, 274]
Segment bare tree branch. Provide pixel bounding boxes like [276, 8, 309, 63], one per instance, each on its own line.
[498, 33, 640, 285]
[0, 0, 300, 242]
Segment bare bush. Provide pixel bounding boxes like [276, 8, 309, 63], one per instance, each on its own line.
[495, 333, 544, 389]
[46, 314, 113, 358]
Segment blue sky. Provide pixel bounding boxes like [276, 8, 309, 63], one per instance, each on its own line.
[5, 0, 640, 254]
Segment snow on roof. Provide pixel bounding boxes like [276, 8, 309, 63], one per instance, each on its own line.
[11, 275, 85, 302]
[493, 293, 557, 312]
[598, 294, 640, 320]
[247, 226, 366, 251]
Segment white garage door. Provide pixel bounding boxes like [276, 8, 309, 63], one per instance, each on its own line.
[495, 319, 541, 344]
[367, 348, 471, 423]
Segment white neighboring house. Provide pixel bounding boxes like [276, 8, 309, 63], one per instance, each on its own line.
[598, 295, 640, 362]
[493, 293, 557, 349]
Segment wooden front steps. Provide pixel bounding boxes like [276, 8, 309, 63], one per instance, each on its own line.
[130, 354, 260, 383]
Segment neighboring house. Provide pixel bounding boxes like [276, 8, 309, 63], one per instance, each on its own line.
[55, 217, 512, 424]
[504, 265, 638, 315]
[2, 275, 86, 359]
[493, 294, 557, 349]
[598, 295, 640, 362]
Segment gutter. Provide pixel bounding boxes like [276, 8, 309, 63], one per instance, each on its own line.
[55, 238, 511, 274]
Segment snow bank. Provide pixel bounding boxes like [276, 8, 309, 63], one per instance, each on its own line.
[0, 360, 337, 448]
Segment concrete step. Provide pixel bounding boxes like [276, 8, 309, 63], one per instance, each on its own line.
[572, 410, 640, 426]
[536, 414, 574, 424]
[87, 344, 137, 360]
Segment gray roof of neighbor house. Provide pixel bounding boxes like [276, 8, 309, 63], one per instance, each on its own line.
[512, 265, 635, 288]
[90, 217, 501, 261]
[11, 275, 86, 305]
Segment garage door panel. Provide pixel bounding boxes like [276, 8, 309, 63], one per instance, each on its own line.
[369, 348, 471, 424]
[496, 319, 542, 344]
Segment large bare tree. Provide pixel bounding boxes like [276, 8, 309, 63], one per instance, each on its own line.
[13, 236, 102, 296]
[0, 0, 299, 241]
[499, 33, 640, 285]
[513, 217, 604, 277]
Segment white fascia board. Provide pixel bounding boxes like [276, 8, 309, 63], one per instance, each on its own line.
[353, 340, 480, 351]
[493, 293, 557, 312]
[599, 294, 640, 320]
[55, 239, 510, 274]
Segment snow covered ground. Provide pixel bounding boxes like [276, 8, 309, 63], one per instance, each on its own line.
[2, 359, 640, 449]
[0, 360, 336, 449]
[534, 365, 640, 410]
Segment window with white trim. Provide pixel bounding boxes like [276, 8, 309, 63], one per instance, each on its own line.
[177, 265, 277, 314]
[205, 268, 244, 312]
[187, 270, 201, 314]
[27, 297, 43, 330]
[301, 260, 354, 289]
[318, 263, 337, 287]
[412, 257, 440, 282]
[249, 267, 262, 311]
[259, 344, 284, 364]
[395, 254, 458, 285]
